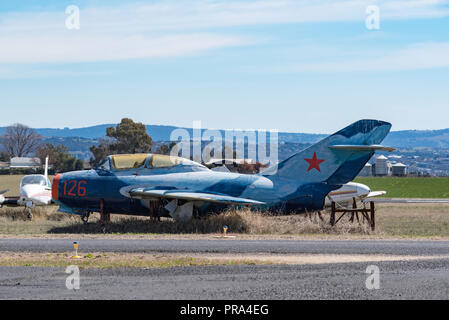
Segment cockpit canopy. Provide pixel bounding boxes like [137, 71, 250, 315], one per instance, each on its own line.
[20, 175, 51, 188]
[97, 153, 206, 172]
[111, 154, 147, 170]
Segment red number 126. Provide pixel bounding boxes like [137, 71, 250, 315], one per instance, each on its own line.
[63, 180, 87, 197]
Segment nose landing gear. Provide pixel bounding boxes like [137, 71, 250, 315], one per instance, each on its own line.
[24, 202, 34, 220]
[26, 207, 33, 220]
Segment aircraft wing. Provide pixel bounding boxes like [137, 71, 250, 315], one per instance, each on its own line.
[128, 188, 265, 205]
[0, 190, 19, 207]
[363, 198, 449, 204]
[0, 197, 19, 206]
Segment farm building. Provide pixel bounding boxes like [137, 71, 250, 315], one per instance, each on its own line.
[9, 157, 41, 169]
[392, 162, 407, 176]
[0, 161, 9, 170]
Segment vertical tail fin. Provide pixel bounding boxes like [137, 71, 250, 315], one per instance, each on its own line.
[263, 119, 392, 185]
[44, 156, 49, 179]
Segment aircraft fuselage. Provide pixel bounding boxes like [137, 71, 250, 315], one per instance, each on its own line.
[52, 168, 333, 216]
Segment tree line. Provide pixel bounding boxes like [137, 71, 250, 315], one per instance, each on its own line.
[0, 118, 175, 173]
[0, 123, 84, 173]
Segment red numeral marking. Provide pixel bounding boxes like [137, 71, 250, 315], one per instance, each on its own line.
[68, 180, 77, 196]
[63, 180, 88, 197]
[78, 181, 87, 197]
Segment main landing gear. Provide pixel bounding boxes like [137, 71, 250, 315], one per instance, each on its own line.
[81, 212, 90, 225]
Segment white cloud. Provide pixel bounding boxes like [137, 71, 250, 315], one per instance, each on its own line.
[268, 42, 449, 72]
[2, 0, 445, 33]
[0, 33, 253, 63]
[0, 0, 448, 65]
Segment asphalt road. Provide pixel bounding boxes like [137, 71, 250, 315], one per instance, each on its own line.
[1, 238, 449, 255]
[1, 259, 449, 299]
[1, 238, 449, 299]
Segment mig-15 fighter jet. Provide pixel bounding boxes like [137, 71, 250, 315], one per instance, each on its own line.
[52, 119, 393, 223]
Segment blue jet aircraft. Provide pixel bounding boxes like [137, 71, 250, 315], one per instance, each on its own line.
[52, 119, 393, 223]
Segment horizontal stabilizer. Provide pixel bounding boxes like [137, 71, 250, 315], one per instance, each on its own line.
[329, 145, 395, 152]
[366, 191, 387, 198]
[129, 188, 265, 205]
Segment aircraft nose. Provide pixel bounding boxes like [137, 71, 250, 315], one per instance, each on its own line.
[52, 174, 62, 201]
[21, 185, 34, 199]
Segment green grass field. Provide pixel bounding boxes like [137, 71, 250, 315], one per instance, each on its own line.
[354, 177, 449, 198]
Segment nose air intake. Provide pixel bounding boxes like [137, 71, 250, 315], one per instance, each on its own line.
[52, 174, 62, 201]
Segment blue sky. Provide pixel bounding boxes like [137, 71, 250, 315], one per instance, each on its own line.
[0, 0, 448, 133]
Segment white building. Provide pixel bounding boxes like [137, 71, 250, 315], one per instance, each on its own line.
[10, 157, 41, 169]
[392, 162, 407, 176]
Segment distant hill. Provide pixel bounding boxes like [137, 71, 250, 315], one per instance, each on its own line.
[1, 124, 449, 149]
[0, 124, 183, 141]
[383, 129, 449, 149]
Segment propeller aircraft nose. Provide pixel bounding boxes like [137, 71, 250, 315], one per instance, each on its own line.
[21, 184, 35, 199]
[355, 183, 371, 197]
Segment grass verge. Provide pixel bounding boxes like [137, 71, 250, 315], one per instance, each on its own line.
[0, 252, 267, 269]
[1, 252, 448, 269]
[1, 204, 449, 238]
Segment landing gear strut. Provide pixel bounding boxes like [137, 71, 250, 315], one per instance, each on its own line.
[25, 207, 33, 220]
[99, 199, 110, 223]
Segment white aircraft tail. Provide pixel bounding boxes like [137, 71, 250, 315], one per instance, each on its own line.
[44, 156, 49, 179]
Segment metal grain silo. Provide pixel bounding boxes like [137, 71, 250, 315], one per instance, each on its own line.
[375, 155, 388, 176]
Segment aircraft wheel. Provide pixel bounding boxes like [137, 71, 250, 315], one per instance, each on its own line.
[81, 213, 90, 225]
[27, 212, 33, 220]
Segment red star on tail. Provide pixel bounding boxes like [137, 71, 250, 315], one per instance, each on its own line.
[304, 152, 325, 172]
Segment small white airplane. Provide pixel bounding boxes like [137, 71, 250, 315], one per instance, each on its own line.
[0, 157, 52, 219]
[325, 181, 386, 208]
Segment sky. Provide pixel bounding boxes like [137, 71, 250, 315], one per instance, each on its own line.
[0, 0, 448, 133]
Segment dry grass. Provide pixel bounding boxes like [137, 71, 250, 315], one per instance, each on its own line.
[375, 203, 449, 237]
[0, 251, 267, 269]
[0, 206, 69, 221]
[44, 208, 372, 235]
[0, 206, 78, 234]
[1, 251, 448, 269]
[1, 204, 449, 238]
